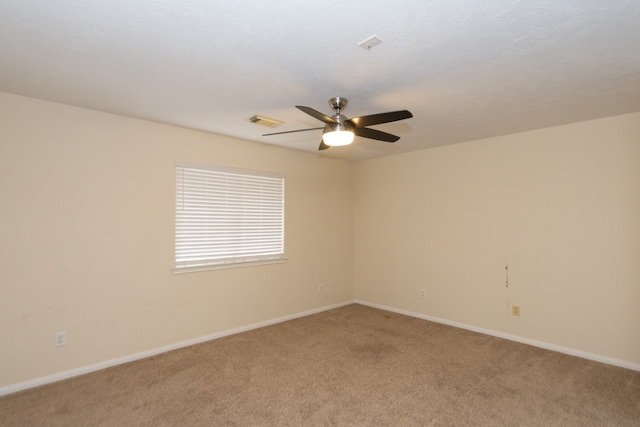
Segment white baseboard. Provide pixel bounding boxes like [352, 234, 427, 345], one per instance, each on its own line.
[355, 300, 640, 372]
[0, 301, 353, 397]
[4, 299, 637, 396]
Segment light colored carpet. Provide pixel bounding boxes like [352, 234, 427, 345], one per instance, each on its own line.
[1, 304, 639, 426]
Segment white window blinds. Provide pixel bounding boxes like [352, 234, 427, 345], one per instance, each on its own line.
[175, 162, 285, 272]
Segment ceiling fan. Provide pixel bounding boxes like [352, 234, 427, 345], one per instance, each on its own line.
[263, 97, 413, 151]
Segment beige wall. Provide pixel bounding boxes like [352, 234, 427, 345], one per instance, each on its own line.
[354, 112, 640, 365]
[2, 91, 638, 390]
[0, 92, 354, 388]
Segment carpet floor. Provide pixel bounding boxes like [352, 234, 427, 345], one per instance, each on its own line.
[1, 304, 639, 426]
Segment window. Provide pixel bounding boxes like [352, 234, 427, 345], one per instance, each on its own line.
[174, 162, 285, 272]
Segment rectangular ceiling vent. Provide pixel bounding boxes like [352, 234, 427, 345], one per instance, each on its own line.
[358, 35, 383, 51]
[249, 115, 283, 128]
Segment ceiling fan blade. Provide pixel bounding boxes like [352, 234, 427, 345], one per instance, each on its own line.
[346, 110, 413, 128]
[353, 127, 400, 142]
[262, 127, 323, 136]
[296, 106, 338, 124]
[318, 140, 330, 150]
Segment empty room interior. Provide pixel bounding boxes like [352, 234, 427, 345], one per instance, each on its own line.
[1, 1, 639, 425]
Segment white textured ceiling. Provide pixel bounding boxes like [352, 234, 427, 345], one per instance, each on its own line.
[1, 0, 639, 161]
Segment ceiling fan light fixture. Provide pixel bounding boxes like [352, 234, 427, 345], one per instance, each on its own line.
[262, 96, 412, 151]
[322, 130, 354, 146]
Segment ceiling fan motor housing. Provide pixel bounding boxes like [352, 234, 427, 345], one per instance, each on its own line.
[324, 113, 353, 134]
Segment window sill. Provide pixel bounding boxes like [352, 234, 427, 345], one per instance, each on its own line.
[172, 258, 288, 274]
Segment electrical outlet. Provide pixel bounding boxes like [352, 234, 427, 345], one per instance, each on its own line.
[420, 289, 426, 299]
[54, 331, 66, 347]
[512, 305, 520, 317]
[317, 284, 323, 293]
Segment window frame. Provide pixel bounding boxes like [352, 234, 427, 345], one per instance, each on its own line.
[173, 161, 286, 273]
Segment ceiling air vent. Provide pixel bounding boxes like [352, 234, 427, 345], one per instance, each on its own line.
[358, 35, 383, 51]
[249, 115, 283, 128]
